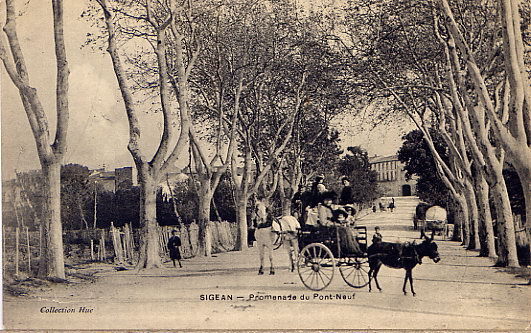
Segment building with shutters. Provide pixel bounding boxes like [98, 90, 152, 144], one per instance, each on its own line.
[369, 154, 416, 197]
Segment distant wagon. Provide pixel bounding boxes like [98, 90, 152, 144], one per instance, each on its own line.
[417, 205, 448, 239]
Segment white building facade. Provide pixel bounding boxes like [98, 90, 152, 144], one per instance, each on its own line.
[369, 154, 417, 197]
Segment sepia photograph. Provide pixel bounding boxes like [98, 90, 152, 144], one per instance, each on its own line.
[1, 0, 530, 330]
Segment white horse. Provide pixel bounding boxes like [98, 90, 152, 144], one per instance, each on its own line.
[255, 200, 279, 275]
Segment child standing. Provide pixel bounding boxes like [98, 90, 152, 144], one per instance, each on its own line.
[372, 226, 383, 244]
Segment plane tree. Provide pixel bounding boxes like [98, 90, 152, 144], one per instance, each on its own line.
[0, 0, 70, 279]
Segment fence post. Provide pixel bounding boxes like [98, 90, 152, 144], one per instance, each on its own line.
[25, 226, 31, 274]
[101, 229, 106, 261]
[128, 223, 134, 260]
[2, 225, 5, 274]
[120, 228, 128, 262]
[122, 224, 129, 261]
[124, 223, 133, 261]
[90, 239, 95, 261]
[39, 223, 43, 262]
[111, 222, 124, 263]
[15, 227, 20, 276]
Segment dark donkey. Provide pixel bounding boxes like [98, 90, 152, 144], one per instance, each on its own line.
[367, 231, 441, 296]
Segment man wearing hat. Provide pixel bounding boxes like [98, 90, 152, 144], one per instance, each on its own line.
[310, 175, 327, 207]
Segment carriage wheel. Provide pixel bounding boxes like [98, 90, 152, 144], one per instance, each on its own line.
[297, 243, 335, 291]
[339, 257, 369, 288]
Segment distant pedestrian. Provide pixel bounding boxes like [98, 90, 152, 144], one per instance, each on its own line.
[339, 177, 354, 205]
[167, 230, 182, 268]
[372, 226, 383, 244]
[388, 198, 396, 212]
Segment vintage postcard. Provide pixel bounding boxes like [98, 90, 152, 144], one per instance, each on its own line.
[1, 0, 529, 330]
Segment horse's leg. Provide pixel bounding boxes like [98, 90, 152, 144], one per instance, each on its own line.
[409, 269, 416, 296]
[373, 263, 383, 291]
[291, 238, 299, 271]
[258, 244, 265, 275]
[285, 237, 293, 272]
[269, 246, 275, 275]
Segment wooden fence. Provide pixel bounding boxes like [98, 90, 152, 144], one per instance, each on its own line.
[3, 220, 239, 276]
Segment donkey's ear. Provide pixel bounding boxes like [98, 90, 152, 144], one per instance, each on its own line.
[430, 230, 435, 241]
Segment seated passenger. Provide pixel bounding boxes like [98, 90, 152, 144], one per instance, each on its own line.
[333, 210, 363, 256]
[317, 191, 337, 226]
[344, 205, 357, 227]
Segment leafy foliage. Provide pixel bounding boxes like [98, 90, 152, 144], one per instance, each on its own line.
[61, 164, 92, 230]
[335, 146, 379, 203]
[398, 129, 450, 206]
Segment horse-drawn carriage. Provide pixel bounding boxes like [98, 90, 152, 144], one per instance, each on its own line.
[257, 199, 441, 295]
[296, 225, 370, 291]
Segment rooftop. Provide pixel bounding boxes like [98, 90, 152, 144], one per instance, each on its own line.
[369, 154, 399, 164]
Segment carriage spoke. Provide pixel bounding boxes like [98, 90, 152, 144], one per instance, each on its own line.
[360, 271, 368, 284]
[310, 271, 318, 288]
[299, 266, 312, 276]
[316, 271, 327, 288]
[319, 267, 332, 281]
[344, 266, 355, 280]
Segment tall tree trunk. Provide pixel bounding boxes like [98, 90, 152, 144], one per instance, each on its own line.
[490, 168, 519, 267]
[233, 189, 249, 251]
[197, 182, 213, 257]
[464, 180, 480, 250]
[456, 194, 470, 247]
[475, 173, 497, 259]
[38, 161, 65, 279]
[511, 160, 531, 248]
[77, 197, 89, 230]
[281, 198, 292, 217]
[2, 0, 69, 280]
[136, 169, 161, 269]
[277, 167, 293, 216]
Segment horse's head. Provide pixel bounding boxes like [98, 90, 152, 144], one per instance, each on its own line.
[419, 231, 441, 263]
[255, 199, 268, 223]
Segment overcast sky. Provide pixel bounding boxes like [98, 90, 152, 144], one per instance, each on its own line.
[1, 0, 411, 180]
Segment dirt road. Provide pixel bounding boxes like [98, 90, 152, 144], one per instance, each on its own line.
[4, 198, 530, 330]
